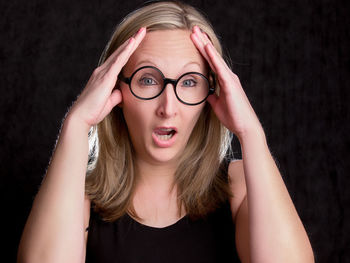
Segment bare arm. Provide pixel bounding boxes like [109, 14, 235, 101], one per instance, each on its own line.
[17, 116, 90, 263]
[231, 132, 314, 262]
[17, 27, 146, 263]
[190, 25, 314, 262]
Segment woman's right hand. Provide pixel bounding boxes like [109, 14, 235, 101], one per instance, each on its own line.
[67, 27, 146, 132]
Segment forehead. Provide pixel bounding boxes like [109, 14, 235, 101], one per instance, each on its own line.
[124, 29, 207, 76]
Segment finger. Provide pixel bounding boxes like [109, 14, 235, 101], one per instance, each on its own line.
[193, 26, 232, 75]
[107, 27, 144, 68]
[190, 26, 216, 72]
[109, 88, 123, 107]
[193, 26, 235, 85]
[103, 27, 145, 67]
[98, 27, 146, 94]
[102, 37, 132, 67]
[108, 27, 146, 78]
[204, 42, 233, 88]
[206, 93, 219, 108]
[197, 28, 233, 75]
[87, 28, 145, 101]
[99, 88, 123, 118]
[191, 31, 231, 97]
[193, 25, 211, 45]
[190, 33, 216, 73]
[192, 26, 233, 90]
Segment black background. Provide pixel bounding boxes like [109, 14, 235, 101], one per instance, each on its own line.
[1, 0, 349, 262]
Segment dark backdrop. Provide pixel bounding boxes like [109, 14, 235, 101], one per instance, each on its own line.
[1, 0, 349, 262]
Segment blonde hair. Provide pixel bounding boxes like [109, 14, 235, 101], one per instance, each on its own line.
[85, 1, 233, 222]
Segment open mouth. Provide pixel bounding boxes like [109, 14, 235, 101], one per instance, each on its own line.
[154, 128, 177, 141]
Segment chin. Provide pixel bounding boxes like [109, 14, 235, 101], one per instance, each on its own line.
[147, 147, 181, 164]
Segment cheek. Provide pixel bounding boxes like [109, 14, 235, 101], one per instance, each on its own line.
[184, 105, 205, 133]
[121, 88, 143, 127]
[121, 91, 155, 138]
[122, 103, 146, 131]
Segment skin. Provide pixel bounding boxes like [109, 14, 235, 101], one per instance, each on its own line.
[17, 26, 314, 263]
[17, 28, 148, 263]
[121, 29, 207, 170]
[119, 30, 209, 222]
[190, 26, 314, 262]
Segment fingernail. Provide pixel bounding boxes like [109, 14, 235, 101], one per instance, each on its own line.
[132, 27, 144, 38]
[193, 25, 200, 33]
[202, 31, 208, 39]
[138, 27, 146, 35]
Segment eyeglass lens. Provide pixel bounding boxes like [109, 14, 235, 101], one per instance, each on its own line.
[130, 67, 209, 104]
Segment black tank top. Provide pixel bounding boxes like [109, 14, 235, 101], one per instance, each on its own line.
[86, 200, 241, 263]
[86, 161, 241, 262]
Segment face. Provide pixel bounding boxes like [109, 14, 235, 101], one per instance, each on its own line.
[120, 29, 208, 166]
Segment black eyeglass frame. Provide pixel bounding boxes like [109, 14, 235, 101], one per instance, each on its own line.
[120, 66, 215, 106]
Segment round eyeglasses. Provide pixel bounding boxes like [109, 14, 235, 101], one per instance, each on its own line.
[120, 66, 215, 106]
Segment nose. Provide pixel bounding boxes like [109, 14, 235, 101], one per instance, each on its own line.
[156, 83, 178, 118]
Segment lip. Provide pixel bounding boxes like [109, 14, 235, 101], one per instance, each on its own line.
[152, 126, 178, 148]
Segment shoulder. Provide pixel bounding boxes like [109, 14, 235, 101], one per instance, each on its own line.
[227, 159, 247, 221]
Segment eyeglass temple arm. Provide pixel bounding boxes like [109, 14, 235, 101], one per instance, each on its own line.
[118, 73, 131, 84]
[208, 72, 216, 94]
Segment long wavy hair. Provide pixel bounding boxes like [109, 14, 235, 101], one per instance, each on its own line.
[85, 1, 234, 222]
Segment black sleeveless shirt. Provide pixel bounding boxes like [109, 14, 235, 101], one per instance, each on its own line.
[86, 201, 241, 262]
[86, 162, 241, 262]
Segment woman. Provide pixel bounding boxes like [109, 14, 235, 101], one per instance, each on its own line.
[17, 1, 314, 262]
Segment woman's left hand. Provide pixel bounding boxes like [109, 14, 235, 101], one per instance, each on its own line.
[190, 26, 263, 141]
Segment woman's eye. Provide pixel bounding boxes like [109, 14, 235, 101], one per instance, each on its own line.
[139, 77, 157, 85]
[182, 79, 197, 87]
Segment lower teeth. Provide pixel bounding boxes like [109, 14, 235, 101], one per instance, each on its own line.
[156, 133, 173, 141]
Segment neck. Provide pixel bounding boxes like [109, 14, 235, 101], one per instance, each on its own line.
[134, 157, 178, 196]
[132, 157, 187, 220]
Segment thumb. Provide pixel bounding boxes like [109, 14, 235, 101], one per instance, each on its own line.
[109, 88, 123, 109]
[206, 93, 218, 108]
[100, 89, 123, 118]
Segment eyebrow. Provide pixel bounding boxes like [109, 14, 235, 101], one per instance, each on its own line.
[135, 60, 203, 72]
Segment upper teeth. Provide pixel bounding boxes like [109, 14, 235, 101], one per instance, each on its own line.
[156, 133, 174, 140]
[160, 128, 173, 132]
